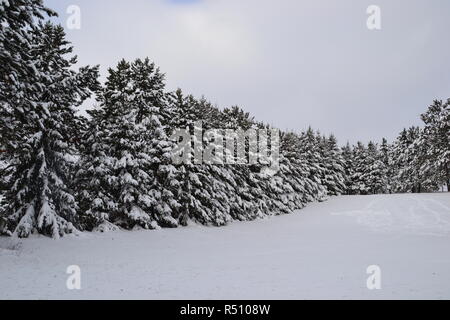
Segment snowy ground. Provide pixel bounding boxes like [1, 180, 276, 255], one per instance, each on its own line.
[1, 193, 449, 300]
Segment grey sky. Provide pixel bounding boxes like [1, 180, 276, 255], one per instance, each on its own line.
[47, 0, 450, 144]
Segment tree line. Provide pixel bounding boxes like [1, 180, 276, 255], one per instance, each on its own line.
[0, 0, 448, 238]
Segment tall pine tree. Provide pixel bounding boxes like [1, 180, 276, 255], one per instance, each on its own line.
[1, 21, 99, 238]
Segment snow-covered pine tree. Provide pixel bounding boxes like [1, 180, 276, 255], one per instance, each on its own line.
[321, 134, 346, 196]
[391, 127, 422, 193]
[379, 138, 392, 193]
[363, 141, 385, 194]
[1, 22, 99, 238]
[315, 132, 329, 193]
[341, 142, 355, 195]
[167, 91, 300, 225]
[78, 58, 180, 230]
[0, 153, 8, 228]
[75, 105, 114, 231]
[131, 58, 181, 227]
[0, 148, 9, 194]
[220, 106, 271, 220]
[0, 0, 56, 148]
[350, 142, 369, 195]
[1, 0, 52, 214]
[166, 89, 193, 129]
[167, 91, 236, 225]
[390, 129, 407, 192]
[417, 99, 450, 191]
[276, 131, 319, 210]
[222, 106, 253, 130]
[296, 127, 327, 200]
[166, 91, 207, 226]
[1, 0, 51, 234]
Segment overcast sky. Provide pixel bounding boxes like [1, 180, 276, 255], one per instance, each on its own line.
[46, 0, 450, 144]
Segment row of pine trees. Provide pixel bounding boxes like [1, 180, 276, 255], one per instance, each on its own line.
[0, 0, 448, 238]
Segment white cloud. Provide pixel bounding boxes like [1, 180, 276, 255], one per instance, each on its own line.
[49, 0, 450, 143]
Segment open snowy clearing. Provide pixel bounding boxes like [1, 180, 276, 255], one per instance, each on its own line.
[1, 193, 449, 300]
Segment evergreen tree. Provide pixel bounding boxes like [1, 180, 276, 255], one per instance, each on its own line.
[77, 58, 179, 230]
[167, 92, 237, 225]
[341, 142, 355, 195]
[322, 134, 346, 196]
[1, 0, 53, 224]
[364, 141, 384, 194]
[391, 127, 422, 193]
[0, 0, 56, 151]
[379, 138, 392, 193]
[417, 99, 449, 191]
[296, 127, 327, 199]
[1, 22, 99, 238]
[350, 142, 369, 195]
[278, 132, 322, 207]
